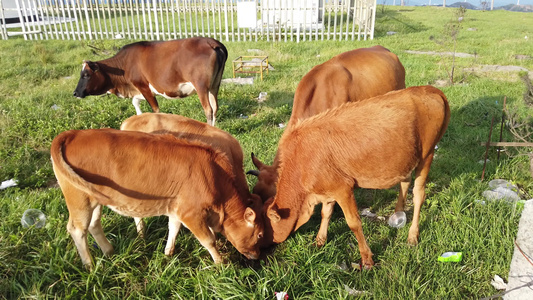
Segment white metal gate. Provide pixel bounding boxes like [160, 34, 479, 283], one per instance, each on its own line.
[0, 0, 377, 42]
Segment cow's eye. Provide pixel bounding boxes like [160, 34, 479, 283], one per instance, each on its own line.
[258, 232, 263, 239]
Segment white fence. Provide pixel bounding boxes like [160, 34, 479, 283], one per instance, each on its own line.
[0, 0, 377, 42]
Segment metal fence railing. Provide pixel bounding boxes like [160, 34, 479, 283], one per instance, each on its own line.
[1, 0, 376, 42]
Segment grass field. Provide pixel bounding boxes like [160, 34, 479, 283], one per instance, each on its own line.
[1, 5, 533, 299]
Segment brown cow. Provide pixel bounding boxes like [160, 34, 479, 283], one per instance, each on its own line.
[51, 129, 263, 269]
[261, 86, 450, 269]
[73, 37, 228, 126]
[120, 113, 250, 237]
[248, 45, 405, 202]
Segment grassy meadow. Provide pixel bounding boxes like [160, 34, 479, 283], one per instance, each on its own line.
[1, 5, 533, 299]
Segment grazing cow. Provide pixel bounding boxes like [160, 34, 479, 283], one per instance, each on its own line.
[73, 37, 228, 126]
[248, 45, 406, 201]
[120, 113, 250, 237]
[51, 129, 263, 268]
[261, 86, 450, 269]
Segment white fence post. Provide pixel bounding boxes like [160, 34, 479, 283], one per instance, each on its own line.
[1, 0, 376, 42]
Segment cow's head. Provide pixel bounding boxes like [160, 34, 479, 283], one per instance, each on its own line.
[223, 194, 265, 260]
[73, 61, 109, 98]
[247, 153, 278, 202]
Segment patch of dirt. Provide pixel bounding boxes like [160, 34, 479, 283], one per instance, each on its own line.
[465, 65, 530, 73]
[405, 50, 475, 58]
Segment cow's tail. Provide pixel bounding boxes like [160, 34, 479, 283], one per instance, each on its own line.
[434, 87, 451, 143]
[209, 39, 228, 90]
[51, 131, 110, 204]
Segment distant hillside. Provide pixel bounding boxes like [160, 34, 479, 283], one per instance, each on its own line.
[442, 3, 533, 12]
[496, 4, 533, 12]
[448, 2, 478, 10]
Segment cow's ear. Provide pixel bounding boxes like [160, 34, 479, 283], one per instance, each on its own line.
[244, 207, 256, 225]
[86, 61, 99, 72]
[267, 204, 281, 223]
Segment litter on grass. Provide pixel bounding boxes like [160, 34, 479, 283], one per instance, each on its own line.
[258, 92, 268, 102]
[438, 252, 463, 262]
[344, 284, 368, 296]
[361, 208, 377, 218]
[388, 211, 407, 228]
[221, 77, 254, 85]
[274, 291, 288, 300]
[482, 179, 523, 205]
[491, 275, 507, 290]
[21, 209, 46, 228]
[0, 179, 18, 190]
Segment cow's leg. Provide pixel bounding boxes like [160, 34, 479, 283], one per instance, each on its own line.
[164, 215, 183, 256]
[335, 188, 374, 269]
[64, 189, 96, 269]
[133, 217, 145, 239]
[88, 204, 114, 256]
[137, 86, 160, 114]
[407, 153, 434, 245]
[196, 88, 215, 126]
[395, 174, 412, 212]
[132, 95, 145, 115]
[315, 201, 335, 247]
[208, 90, 218, 126]
[182, 218, 222, 263]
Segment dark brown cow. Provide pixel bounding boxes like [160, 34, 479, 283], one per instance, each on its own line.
[120, 113, 250, 237]
[73, 37, 228, 126]
[51, 129, 263, 269]
[248, 45, 406, 201]
[261, 86, 450, 269]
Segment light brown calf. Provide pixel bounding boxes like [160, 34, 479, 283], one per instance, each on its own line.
[120, 113, 250, 237]
[248, 45, 406, 202]
[51, 129, 263, 268]
[262, 86, 450, 269]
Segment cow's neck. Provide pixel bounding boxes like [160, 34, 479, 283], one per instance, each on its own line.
[270, 163, 308, 243]
[220, 188, 250, 229]
[97, 57, 129, 92]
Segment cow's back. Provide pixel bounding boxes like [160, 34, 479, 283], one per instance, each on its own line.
[279, 86, 449, 190]
[130, 38, 225, 86]
[121, 113, 239, 164]
[289, 45, 405, 126]
[54, 129, 234, 209]
[120, 113, 247, 193]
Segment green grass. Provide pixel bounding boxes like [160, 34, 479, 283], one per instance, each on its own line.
[1, 6, 533, 299]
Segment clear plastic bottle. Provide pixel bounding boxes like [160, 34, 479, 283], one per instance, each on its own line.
[21, 209, 46, 228]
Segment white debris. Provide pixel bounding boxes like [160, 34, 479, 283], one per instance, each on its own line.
[274, 291, 288, 300]
[221, 77, 254, 85]
[491, 275, 507, 290]
[344, 284, 367, 296]
[258, 92, 268, 102]
[482, 186, 521, 202]
[361, 208, 377, 218]
[0, 179, 18, 190]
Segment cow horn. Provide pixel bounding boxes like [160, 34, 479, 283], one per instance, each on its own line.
[251, 152, 266, 169]
[246, 170, 260, 176]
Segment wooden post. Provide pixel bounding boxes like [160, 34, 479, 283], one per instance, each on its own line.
[482, 117, 495, 181]
[497, 96, 507, 161]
